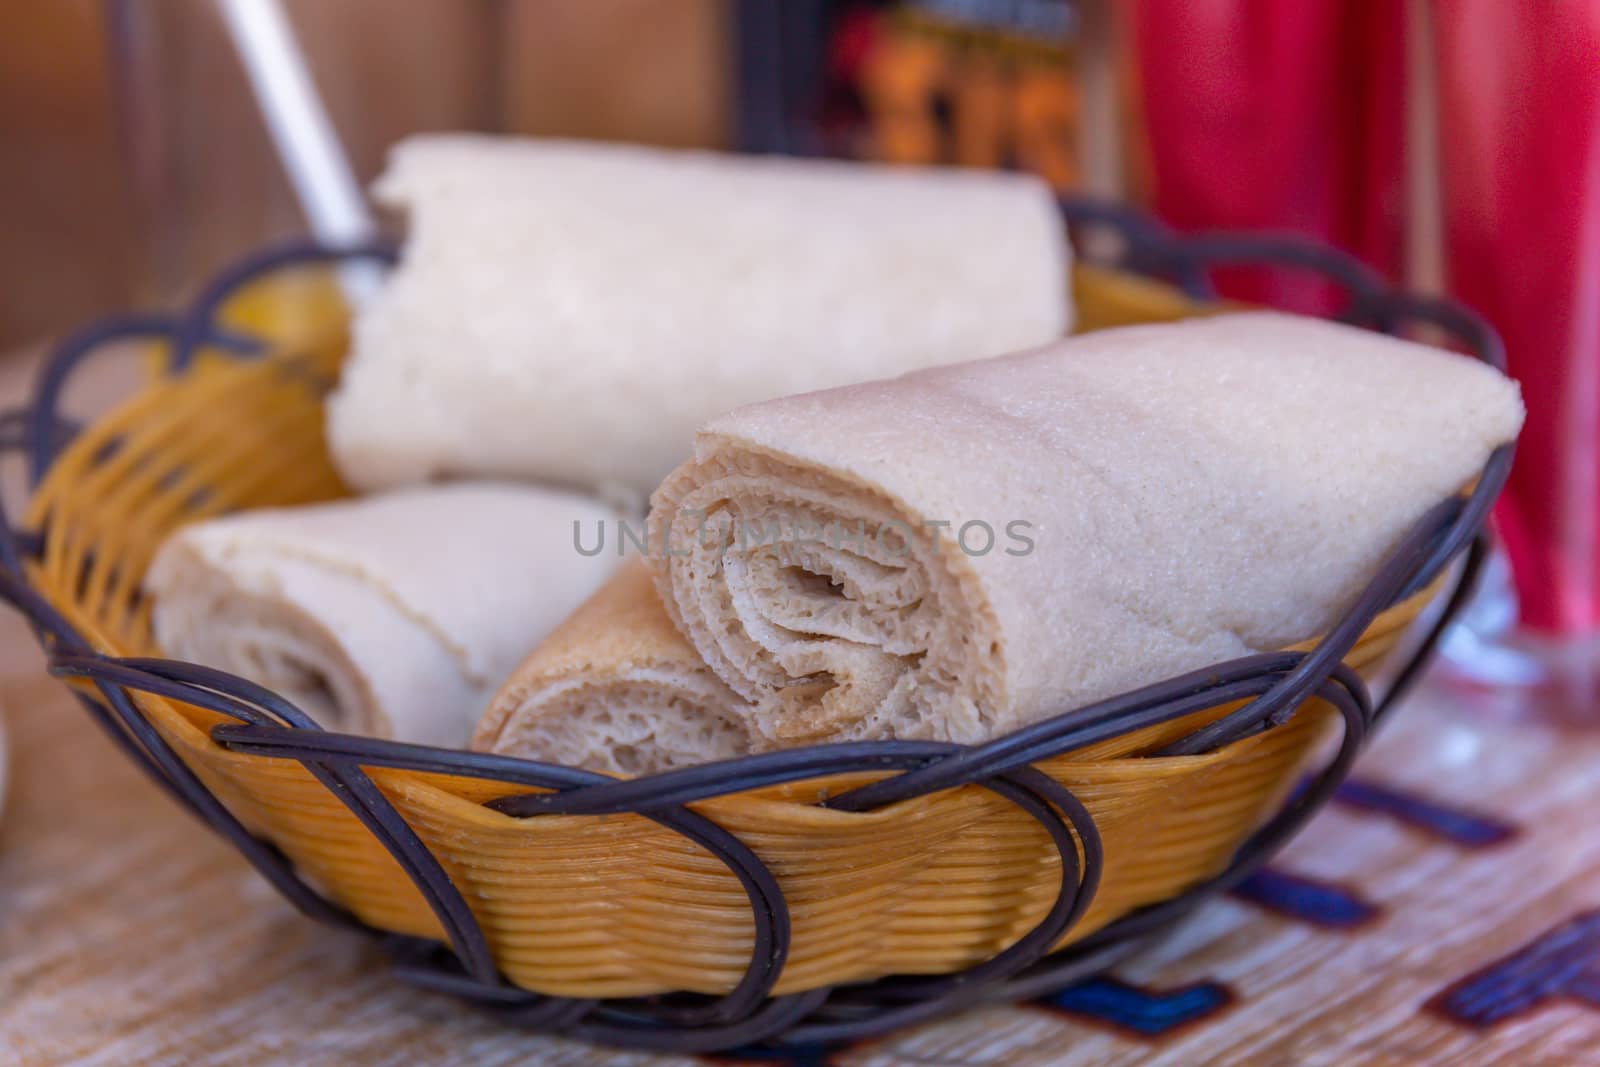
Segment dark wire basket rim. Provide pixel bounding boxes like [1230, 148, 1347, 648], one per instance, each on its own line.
[0, 199, 1513, 1055]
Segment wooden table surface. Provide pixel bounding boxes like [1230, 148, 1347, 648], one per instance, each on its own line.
[0, 351, 1598, 1065]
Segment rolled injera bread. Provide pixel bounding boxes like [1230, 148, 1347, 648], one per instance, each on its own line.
[328, 134, 1072, 496]
[647, 312, 1525, 748]
[473, 560, 750, 775]
[146, 483, 618, 747]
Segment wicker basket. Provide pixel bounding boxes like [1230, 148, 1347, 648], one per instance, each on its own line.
[0, 206, 1512, 1054]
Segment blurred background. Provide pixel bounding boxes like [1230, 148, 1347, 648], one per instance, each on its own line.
[0, 0, 1595, 655]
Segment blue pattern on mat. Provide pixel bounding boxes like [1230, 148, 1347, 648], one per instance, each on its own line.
[1039, 976, 1233, 1037]
[1230, 866, 1380, 928]
[1334, 778, 1517, 848]
[1428, 910, 1600, 1028]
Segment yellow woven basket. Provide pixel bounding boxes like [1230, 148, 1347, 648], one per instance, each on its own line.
[13, 260, 1449, 1012]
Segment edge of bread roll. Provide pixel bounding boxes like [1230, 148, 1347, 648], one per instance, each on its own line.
[147, 483, 619, 747]
[328, 133, 1073, 495]
[474, 559, 751, 775]
[647, 312, 1525, 749]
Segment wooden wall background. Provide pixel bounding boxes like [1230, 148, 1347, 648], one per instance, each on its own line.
[0, 0, 730, 351]
[0, 1, 139, 352]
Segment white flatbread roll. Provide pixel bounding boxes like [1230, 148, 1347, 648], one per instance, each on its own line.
[647, 312, 1525, 749]
[146, 484, 618, 747]
[328, 134, 1072, 496]
[474, 560, 749, 776]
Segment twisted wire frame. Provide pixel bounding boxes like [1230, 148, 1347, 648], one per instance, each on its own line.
[0, 204, 1513, 1054]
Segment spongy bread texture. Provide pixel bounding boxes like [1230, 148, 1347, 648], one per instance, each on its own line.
[474, 559, 750, 775]
[146, 483, 618, 747]
[327, 134, 1072, 496]
[648, 312, 1525, 748]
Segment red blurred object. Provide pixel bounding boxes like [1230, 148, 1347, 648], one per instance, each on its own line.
[1436, 2, 1600, 635]
[1126, 1, 1407, 313]
[1131, 1, 1600, 639]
